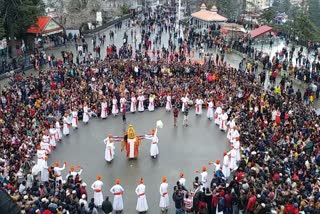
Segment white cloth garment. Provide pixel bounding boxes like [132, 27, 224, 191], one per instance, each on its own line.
[159, 182, 169, 208]
[110, 184, 124, 211]
[135, 184, 148, 212]
[165, 95, 172, 111]
[195, 99, 204, 115]
[137, 95, 145, 112]
[148, 96, 155, 111]
[104, 137, 115, 162]
[100, 101, 108, 118]
[91, 180, 104, 207]
[222, 155, 230, 177]
[130, 97, 137, 113]
[207, 101, 214, 119]
[83, 106, 90, 123]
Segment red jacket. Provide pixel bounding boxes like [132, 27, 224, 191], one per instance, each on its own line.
[246, 195, 256, 211]
[284, 204, 299, 214]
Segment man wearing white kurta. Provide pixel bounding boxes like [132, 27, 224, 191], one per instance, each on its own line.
[100, 100, 108, 119]
[130, 96, 137, 113]
[83, 105, 90, 123]
[179, 173, 186, 187]
[91, 176, 104, 207]
[222, 152, 230, 178]
[55, 120, 62, 141]
[145, 129, 159, 158]
[66, 166, 83, 180]
[195, 97, 204, 115]
[227, 119, 236, 141]
[233, 139, 241, 161]
[231, 127, 240, 143]
[63, 115, 70, 136]
[137, 95, 145, 112]
[159, 177, 169, 211]
[49, 125, 57, 148]
[219, 111, 228, 132]
[135, 179, 148, 212]
[36, 147, 46, 169]
[214, 106, 222, 125]
[71, 110, 78, 129]
[165, 94, 172, 111]
[120, 97, 126, 113]
[148, 95, 155, 112]
[104, 136, 115, 162]
[201, 166, 208, 189]
[40, 158, 49, 183]
[181, 96, 188, 112]
[111, 97, 119, 116]
[40, 140, 51, 155]
[228, 147, 237, 170]
[54, 162, 66, 183]
[206, 100, 214, 120]
[110, 179, 124, 212]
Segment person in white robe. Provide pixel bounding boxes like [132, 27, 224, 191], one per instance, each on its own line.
[206, 99, 214, 120]
[228, 147, 237, 170]
[71, 110, 79, 129]
[233, 138, 241, 162]
[148, 95, 155, 112]
[179, 173, 186, 187]
[110, 179, 124, 212]
[165, 94, 172, 111]
[226, 119, 236, 141]
[181, 95, 188, 112]
[145, 128, 159, 158]
[120, 97, 127, 113]
[54, 161, 66, 183]
[159, 177, 169, 212]
[40, 157, 49, 182]
[222, 152, 230, 178]
[40, 139, 51, 155]
[91, 176, 104, 207]
[111, 96, 119, 116]
[200, 166, 208, 189]
[135, 179, 148, 212]
[130, 95, 137, 113]
[83, 103, 90, 123]
[219, 111, 228, 132]
[195, 97, 204, 115]
[214, 160, 221, 173]
[137, 95, 145, 112]
[66, 166, 83, 180]
[100, 99, 108, 119]
[49, 125, 57, 148]
[63, 114, 71, 136]
[230, 127, 240, 143]
[104, 136, 115, 162]
[36, 146, 46, 169]
[55, 119, 62, 141]
[214, 106, 222, 125]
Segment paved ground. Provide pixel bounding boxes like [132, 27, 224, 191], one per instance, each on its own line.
[48, 109, 229, 213]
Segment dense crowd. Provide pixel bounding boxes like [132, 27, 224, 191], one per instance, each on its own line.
[1, 4, 320, 214]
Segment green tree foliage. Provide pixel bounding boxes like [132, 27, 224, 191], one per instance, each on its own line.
[259, 7, 276, 24]
[0, 0, 44, 39]
[120, 3, 130, 15]
[308, 0, 320, 28]
[0, 17, 5, 39]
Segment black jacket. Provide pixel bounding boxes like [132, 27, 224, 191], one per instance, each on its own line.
[101, 199, 113, 213]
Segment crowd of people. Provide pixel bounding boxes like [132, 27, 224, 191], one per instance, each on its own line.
[1, 3, 320, 214]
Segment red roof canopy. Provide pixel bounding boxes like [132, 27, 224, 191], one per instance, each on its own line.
[27, 16, 63, 35]
[249, 25, 272, 39]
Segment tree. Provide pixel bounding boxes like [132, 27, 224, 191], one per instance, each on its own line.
[259, 7, 276, 24]
[119, 3, 130, 15]
[308, 0, 320, 28]
[0, 0, 44, 56]
[0, 17, 5, 39]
